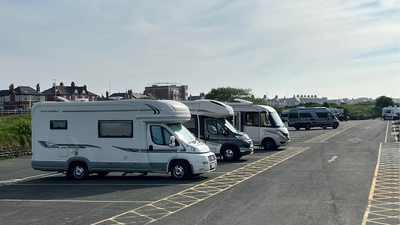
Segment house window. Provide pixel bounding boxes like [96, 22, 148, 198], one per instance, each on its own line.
[98, 120, 133, 138]
[50, 120, 68, 130]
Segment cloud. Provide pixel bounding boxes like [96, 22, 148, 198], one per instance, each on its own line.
[0, 0, 399, 99]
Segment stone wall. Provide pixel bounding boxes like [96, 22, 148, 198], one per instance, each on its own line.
[0, 148, 32, 159]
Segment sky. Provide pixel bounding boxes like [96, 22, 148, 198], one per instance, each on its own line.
[1, 0, 399, 100]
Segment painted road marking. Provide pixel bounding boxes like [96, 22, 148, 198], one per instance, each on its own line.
[305, 122, 360, 143]
[92, 147, 310, 225]
[327, 156, 338, 163]
[362, 142, 400, 225]
[0, 172, 58, 186]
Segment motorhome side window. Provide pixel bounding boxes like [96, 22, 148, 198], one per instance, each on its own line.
[50, 120, 67, 130]
[206, 120, 225, 135]
[260, 113, 273, 127]
[98, 120, 133, 138]
[245, 112, 259, 126]
[150, 125, 172, 145]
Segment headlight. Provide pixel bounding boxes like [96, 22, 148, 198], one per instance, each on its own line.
[278, 131, 289, 138]
[236, 135, 247, 142]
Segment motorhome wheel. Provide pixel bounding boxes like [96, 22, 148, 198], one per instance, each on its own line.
[171, 161, 191, 180]
[305, 124, 311, 130]
[222, 146, 239, 161]
[262, 139, 277, 150]
[69, 162, 89, 180]
[332, 123, 339, 129]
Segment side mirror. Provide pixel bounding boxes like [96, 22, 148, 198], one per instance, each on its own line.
[169, 136, 176, 147]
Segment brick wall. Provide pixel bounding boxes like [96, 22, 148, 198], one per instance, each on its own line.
[0, 147, 32, 159]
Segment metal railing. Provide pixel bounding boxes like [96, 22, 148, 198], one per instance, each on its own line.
[0, 110, 31, 115]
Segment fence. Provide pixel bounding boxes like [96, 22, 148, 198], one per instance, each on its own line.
[0, 110, 31, 116]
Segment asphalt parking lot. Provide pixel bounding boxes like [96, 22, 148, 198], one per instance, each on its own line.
[0, 120, 399, 225]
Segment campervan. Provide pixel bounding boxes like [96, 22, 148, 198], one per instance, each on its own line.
[382, 107, 400, 120]
[288, 107, 339, 130]
[181, 100, 253, 161]
[226, 100, 290, 150]
[281, 110, 289, 122]
[31, 100, 217, 180]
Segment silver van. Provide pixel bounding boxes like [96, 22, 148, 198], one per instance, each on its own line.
[288, 107, 339, 130]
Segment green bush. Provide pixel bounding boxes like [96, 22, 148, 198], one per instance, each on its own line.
[0, 115, 31, 148]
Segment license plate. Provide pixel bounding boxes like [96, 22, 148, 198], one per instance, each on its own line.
[210, 163, 216, 170]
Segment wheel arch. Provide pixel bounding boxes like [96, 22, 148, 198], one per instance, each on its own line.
[168, 159, 192, 174]
[66, 157, 91, 172]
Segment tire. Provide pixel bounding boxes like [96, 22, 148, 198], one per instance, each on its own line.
[262, 139, 277, 150]
[170, 161, 191, 180]
[97, 172, 109, 177]
[332, 123, 339, 129]
[69, 162, 89, 180]
[222, 146, 239, 161]
[305, 124, 311, 130]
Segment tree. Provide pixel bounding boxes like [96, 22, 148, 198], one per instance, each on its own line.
[375, 96, 394, 108]
[205, 87, 253, 102]
[374, 96, 395, 118]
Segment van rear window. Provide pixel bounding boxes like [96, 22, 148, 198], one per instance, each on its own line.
[289, 112, 297, 118]
[98, 120, 133, 138]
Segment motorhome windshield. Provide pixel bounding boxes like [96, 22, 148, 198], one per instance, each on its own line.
[168, 123, 196, 144]
[260, 111, 284, 128]
[269, 111, 284, 127]
[222, 119, 239, 133]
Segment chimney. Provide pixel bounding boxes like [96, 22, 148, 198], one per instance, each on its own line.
[9, 83, 14, 91]
[71, 81, 75, 87]
[36, 83, 40, 92]
[60, 82, 64, 86]
[106, 91, 109, 99]
[128, 89, 133, 99]
[84, 85, 87, 90]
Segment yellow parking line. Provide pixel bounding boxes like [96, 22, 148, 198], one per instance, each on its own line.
[362, 142, 400, 225]
[92, 147, 310, 225]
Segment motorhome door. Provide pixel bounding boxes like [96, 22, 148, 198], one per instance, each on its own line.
[203, 119, 224, 154]
[241, 112, 261, 145]
[145, 124, 179, 172]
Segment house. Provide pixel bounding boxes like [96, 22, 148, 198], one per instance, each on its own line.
[98, 89, 151, 101]
[143, 83, 188, 101]
[41, 81, 98, 102]
[0, 84, 45, 110]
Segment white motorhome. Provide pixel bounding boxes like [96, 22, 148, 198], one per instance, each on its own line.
[226, 100, 290, 150]
[382, 107, 400, 120]
[181, 100, 253, 161]
[31, 100, 217, 180]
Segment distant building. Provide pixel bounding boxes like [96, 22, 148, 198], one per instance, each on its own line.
[263, 94, 375, 106]
[99, 89, 151, 101]
[41, 81, 98, 102]
[188, 93, 205, 101]
[144, 82, 188, 101]
[0, 84, 45, 110]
